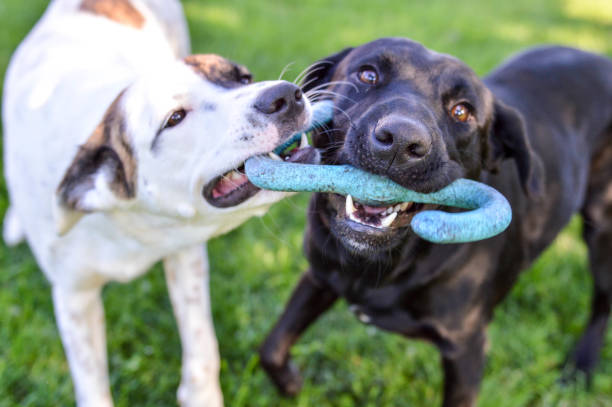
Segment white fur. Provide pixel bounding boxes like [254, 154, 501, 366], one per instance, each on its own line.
[2, 1, 310, 406]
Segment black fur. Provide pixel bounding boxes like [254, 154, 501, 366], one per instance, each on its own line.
[260, 38, 612, 407]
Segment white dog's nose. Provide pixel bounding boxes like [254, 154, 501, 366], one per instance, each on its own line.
[254, 82, 304, 116]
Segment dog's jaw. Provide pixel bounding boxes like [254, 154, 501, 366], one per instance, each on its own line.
[201, 122, 319, 209]
[322, 192, 438, 256]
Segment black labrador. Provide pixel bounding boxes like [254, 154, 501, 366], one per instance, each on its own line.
[259, 38, 612, 407]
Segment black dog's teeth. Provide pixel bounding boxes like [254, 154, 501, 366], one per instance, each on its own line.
[344, 195, 414, 228]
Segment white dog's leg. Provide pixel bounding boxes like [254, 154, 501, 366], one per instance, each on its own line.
[164, 245, 223, 407]
[52, 285, 112, 407]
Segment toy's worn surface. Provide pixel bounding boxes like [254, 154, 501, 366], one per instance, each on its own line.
[245, 101, 512, 244]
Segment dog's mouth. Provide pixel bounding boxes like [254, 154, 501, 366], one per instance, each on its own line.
[331, 193, 426, 229]
[326, 193, 436, 254]
[203, 135, 318, 208]
[202, 164, 260, 208]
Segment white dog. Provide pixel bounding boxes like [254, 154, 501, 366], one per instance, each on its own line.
[2, 1, 314, 406]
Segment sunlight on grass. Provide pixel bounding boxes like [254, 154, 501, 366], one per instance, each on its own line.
[182, 4, 241, 30]
[554, 228, 586, 255]
[546, 26, 609, 52]
[251, 241, 279, 268]
[494, 20, 609, 53]
[564, 0, 612, 25]
[495, 22, 533, 42]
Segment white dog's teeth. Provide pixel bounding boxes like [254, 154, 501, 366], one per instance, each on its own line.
[300, 133, 309, 148]
[268, 152, 282, 161]
[346, 194, 356, 215]
[380, 212, 398, 228]
[229, 170, 243, 181]
[400, 202, 411, 211]
[394, 204, 402, 212]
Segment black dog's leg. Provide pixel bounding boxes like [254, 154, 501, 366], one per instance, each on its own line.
[353, 305, 486, 407]
[567, 142, 612, 384]
[441, 330, 487, 407]
[259, 271, 338, 396]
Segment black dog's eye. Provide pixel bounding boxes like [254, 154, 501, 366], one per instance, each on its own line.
[239, 74, 252, 85]
[450, 103, 471, 122]
[358, 66, 378, 85]
[164, 109, 187, 129]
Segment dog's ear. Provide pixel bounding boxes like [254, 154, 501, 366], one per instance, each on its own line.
[485, 98, 544, 198]
[301, 47, 353, 93]
[53, 91, 137, 235]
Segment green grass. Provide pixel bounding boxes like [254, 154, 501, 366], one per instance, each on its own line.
[1, 0, 612, 406]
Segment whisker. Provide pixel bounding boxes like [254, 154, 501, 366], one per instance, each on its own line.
[278, 62, 295, 81]
[329, 104, 355, 129]
[306, 90, 357, 104]
[315, 131, 344, 141]
[308, 80, 359, 93]
[295, 61, 333, 85]
[299, 68, 328, 90]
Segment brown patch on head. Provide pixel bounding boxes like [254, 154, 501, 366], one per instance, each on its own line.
[57, 90, 137, 211]
[79, 0, 145, 29]
[184, 54, 252, 88]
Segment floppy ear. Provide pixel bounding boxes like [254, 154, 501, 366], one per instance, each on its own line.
[301, 47, 354, 93]
[485, 99, 544, 198]
[54, 91, 137, 235]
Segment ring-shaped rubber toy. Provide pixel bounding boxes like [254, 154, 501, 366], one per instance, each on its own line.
[245, 101, 512, 244]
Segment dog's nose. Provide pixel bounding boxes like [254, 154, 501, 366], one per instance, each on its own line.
[370, 117, 432, 165]
[254, 82, 304, 116]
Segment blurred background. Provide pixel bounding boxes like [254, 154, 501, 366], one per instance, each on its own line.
[1, 0, 612, 406]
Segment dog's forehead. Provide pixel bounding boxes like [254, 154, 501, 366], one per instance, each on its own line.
[342, 38, 474, 81]
[127, 59, 227, 117]
[184, 54, 250, 89]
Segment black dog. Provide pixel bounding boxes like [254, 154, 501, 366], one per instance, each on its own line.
[259, 38, 612, 407]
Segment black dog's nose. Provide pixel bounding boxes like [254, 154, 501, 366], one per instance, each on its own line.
[370, 117, 432, 164]
[254, 82, 304, 116]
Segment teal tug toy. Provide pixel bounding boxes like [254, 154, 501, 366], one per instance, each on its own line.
[244, 101, 512, 244]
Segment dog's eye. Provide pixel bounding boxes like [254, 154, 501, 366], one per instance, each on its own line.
[450, 103, 470, 122]
[239, 74, 252, 85]
[164, 109, 187, 129]
[358, 66, 378, 85]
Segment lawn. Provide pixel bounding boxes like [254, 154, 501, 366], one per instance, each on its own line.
[1, 0, 612, 406]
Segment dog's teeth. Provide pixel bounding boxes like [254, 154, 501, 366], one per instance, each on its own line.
[349, 212, 361, 223]
[380, 212, 397, 228]
[346, 194, 356, 215]
[394, 204, 402, 212]
[229, 170, 243, 181]
[400, 202, 411, 211]
[268, 152, 282, 161]
[300, 133, 309, 148]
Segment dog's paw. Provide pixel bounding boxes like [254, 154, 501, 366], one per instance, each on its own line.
[560, 342, 600, 389]
[560, 362, 594, 389]
[260, 356, 303, 397]
[177, 363, 224, 407]
[278, 361, 303, 397]
[177, 382, 223, 407]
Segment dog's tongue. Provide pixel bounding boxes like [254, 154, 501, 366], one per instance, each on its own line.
[212, 171, 249, 198]
[362, 204, 387, 215]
